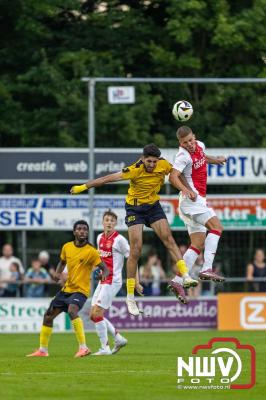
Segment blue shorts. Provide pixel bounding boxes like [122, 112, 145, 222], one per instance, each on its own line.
[48, 291, 87, 313]
[125, 201, 167, 228]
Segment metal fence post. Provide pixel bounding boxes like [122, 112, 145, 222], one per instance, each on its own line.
[88, 79, 95, 245]
[20, 183, 27, 269]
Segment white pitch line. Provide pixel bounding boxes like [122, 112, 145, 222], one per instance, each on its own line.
[0, 370, 172, 376]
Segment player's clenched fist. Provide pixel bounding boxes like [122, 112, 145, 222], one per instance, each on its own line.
[53, 272, 61, 282]
[135, 283, 144, 296]
[216, 156, 227, 165]
[70, 184, 88, 194]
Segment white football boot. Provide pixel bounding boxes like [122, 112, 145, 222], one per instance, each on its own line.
[92, 346, 112, 356]
[126, 299, 140, 316]
[112, 336, 128, 355]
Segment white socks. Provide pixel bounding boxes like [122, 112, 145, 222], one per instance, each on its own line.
[183, 246, 200, 273]
[94, 317, 123, 348]
[172, 246, 200, 284]
[202, 230, 221, 272]
[104, 318, 123, 342]
[104, 318, 116, 337]
[95, 319, 108, 349]
[172, 230, 221, 282]
[172, 275, 183, 284]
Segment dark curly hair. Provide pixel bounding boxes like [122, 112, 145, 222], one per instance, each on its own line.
[143, 143, 161, 158]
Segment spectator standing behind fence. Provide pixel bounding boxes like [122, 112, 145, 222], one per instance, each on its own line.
[38, 250, 57, 295]
[0, 262, 22, 297]
[246, 249, 266, 292]
[24, 259, 51, 298]
[38, 251, 56, 278]
[139, 253, 166, 296]
[0, 244, 24, 296]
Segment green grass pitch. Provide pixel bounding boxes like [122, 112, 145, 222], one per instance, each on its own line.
[0, 331, 265, 400]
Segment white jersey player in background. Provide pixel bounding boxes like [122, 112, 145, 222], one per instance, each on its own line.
[169, 125, 226, 287]
[90, 210, 143, 355]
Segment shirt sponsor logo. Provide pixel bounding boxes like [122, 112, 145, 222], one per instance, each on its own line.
[100, 250, 112, 258]
[194, 157, 206, 169]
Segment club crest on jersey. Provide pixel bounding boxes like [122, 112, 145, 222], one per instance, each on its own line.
[106, 241, 112, 249]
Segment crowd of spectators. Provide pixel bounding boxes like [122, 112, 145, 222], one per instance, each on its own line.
[0, 244, 57, 298]
[0, 243, 266, 298]
[139, 252, 166, 296]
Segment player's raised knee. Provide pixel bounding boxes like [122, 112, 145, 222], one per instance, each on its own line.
[206, 216, 223, 234]
[90, 306, 104, 321]
[218, 222, 223, 233]
[212, 221, 223, 234]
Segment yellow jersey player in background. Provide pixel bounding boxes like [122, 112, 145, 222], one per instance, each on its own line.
[71, 144, 198, 316]
[27, 220, 109, 358]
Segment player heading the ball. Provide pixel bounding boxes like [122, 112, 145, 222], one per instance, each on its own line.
[71, 143, 198, 316]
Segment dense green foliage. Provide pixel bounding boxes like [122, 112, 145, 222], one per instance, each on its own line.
[0, 0, 266, 148]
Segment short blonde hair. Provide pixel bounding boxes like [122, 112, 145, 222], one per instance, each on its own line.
[176, 126, 193, 140]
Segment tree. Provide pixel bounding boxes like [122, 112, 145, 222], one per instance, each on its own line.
[0, 0, 265, 148]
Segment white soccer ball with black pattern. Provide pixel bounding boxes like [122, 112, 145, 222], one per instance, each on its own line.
[172, 100, 193, 122]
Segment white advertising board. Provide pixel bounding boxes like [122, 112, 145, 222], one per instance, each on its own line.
[0, 298, 67, 333]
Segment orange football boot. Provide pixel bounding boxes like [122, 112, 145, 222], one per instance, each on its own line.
[74, 347, 91, 358]
[26, 349, 49, 357]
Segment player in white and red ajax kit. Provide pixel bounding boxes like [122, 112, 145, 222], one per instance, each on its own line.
[168, 126, 226, 288]
[90, 210, 142, 355]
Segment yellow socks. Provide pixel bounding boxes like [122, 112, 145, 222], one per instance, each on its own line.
[40, 325, 52, 351]
[72, 317, 86, 346]
[39, 319, 87, 352]
[176, 259, 188, 276]
[127, 278, 136, 299]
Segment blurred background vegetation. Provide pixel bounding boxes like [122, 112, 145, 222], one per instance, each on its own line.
[0, 0, 266, 148]
[0, 1, 266, 272]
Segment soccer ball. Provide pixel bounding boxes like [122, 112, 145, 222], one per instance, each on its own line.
[172, 100, 193, 122]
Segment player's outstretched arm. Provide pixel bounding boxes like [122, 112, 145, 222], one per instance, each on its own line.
[169, 169, 197, 200]
[70, 171, 124, 194]
[206, 155, 227, 165]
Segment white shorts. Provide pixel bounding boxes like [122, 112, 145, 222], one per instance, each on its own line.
[178, 194, 216, 235]
[91, 282, 122, 310]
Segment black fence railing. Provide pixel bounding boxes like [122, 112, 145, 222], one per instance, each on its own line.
[1, 277, 266, 298]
